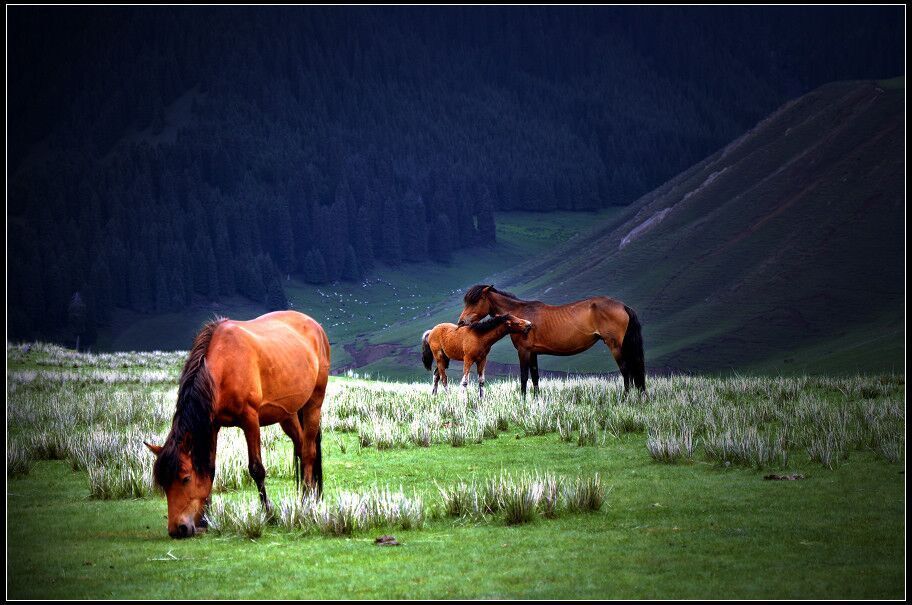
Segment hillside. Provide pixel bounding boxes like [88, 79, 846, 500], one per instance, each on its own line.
[91, 210, 622, 362]
[361, 79, 905, 378]
[7, 7, 904, 345]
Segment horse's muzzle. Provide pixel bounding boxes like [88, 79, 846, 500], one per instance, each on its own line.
[170, 522, 196, 539]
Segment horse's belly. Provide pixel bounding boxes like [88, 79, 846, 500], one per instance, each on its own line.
[521, 333, 599, 356]
[257, 400, 299, 426]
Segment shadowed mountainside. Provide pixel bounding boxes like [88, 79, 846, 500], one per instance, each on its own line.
[365, 78, 904, 378]
[492, 78, 905, 375]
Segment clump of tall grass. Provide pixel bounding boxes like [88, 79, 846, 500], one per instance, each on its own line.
[362, 487, 426, 530]
[87, 454, 155, 499]
[271, 487, 425, 536]
[205, 495, 270, 539]
[438, 472, 606, 524]
[408, 420, 432, 447]
[448, 422, 467, 447]
[500, 479, 544, 525]
[646, 422, 694, 463]
[515, 398, 554, 436]
[576, 414, 600, 446]
[27, 430, 72, 461]
[874, 437, 903, 464]
[562, 474, 605, 513]
[703, 426, 787, 469]
[439, 480, 478, 518]
[7, 442, 33, 477]
[806, 432, 843, 469]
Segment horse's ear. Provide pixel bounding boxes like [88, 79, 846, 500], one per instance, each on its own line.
[483, 285, 493, 294]
[144, 441, 164, 456]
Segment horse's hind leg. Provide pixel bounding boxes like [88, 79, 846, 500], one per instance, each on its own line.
[439, 356, 450, 392]
[603, 338, 629, 393]
[432, 367, 440, 395]
[280, 415, 305, 492]
[298, 388, 326, 496]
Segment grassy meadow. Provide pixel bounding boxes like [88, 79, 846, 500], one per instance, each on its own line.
[6, 343, 905, 599]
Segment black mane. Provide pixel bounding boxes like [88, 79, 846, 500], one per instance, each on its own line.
[463, 284, 520, 304]
[153, 317, 225, 487]
[467, 314, 510, 334]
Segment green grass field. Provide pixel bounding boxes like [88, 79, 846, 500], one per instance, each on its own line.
[6, 344, 905, 599]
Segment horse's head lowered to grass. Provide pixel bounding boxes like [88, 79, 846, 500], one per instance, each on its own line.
[144, 434, 215, 538]
[144, 320, 222, 538]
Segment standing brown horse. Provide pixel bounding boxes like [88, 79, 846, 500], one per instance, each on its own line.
[143, 310, 330, 539]
[457, 285, 645, 397]
[422, 314, 533, 398]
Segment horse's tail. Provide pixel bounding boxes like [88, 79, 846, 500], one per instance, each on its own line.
[421, 329, 434, 371]
[313, 426, 323, 497]
[621, 305, 646, 392]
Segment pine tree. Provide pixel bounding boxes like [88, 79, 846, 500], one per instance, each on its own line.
[272, 198, 295, 274]
[265, 275, 289, 310]
[428, 215, 454, 265]
[154, 269, 170, 312]
[342, 245, 362, 282]
[476, 186, 497, 245]
[169, 269, 186, 311]
[88, 256, 114, 325]
[67, 291, 87, 351]
[354, 206, 375, 273]
[380, 197, 402, 265]
[303, 248, 328, 284]
[401, 190, 428, 261]
[130, 253, 152, 313]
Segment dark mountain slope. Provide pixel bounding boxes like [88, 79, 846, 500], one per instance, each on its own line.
[482, 79, 905, 374]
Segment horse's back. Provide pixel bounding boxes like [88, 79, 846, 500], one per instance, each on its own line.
[430, 323, 464, 359]
[207, 311, 329, 413]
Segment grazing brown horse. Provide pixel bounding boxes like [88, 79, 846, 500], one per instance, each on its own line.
[422, 314, 533, 398]
[144, 310, 330, 538]
[457, 285, 645, 397]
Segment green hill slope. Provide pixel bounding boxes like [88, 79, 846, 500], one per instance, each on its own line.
[483, 79, 905, 375]
[361, 79, 905, 379]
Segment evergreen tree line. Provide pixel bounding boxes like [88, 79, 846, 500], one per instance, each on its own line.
[6, 6, 903, 345]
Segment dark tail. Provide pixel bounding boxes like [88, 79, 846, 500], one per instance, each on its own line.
[621, 305, 646, 392]
[421, 330, 434, 371]
[313, 427, 323, 497]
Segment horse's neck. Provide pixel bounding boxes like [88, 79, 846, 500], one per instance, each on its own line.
[478, 324, 511, 348]
[489, 292, 525, 315]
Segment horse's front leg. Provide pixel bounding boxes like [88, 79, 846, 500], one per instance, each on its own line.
[199, 427, 220, 528]
[476, 357, 489, 400]
[530, 353, 540, 397]
[518, 349, 531, 400]
[241, 414, 271, 512]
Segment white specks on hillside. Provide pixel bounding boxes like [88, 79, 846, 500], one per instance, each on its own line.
[619, 208, 671, 250]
